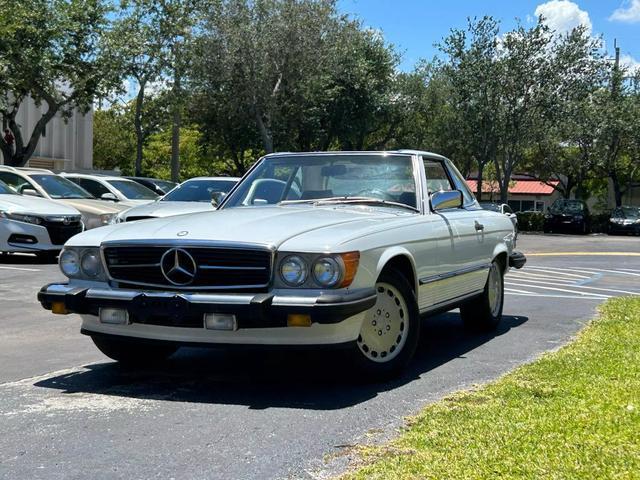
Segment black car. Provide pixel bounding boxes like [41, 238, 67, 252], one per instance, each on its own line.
[609, 206, 640, 235]
[543, 199, 590, 234]
[124, 177, 178, 196]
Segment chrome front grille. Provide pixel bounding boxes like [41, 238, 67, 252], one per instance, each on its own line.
[102, 244, 272, 290]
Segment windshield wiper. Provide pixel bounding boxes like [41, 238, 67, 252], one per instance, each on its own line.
[280, 196, 419, 212]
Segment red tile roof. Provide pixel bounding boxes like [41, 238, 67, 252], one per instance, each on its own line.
[466, 179, 558, 195]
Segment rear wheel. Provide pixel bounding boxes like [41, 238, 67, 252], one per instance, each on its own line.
[460, 261, 504, 332]
[351, 269, 420, 380]
[91, 336, 178, 366]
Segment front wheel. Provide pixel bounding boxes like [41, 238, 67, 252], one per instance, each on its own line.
[460, 261, 504, 332]
[91, 336, 178, 366]
[351, 269, 420, 380]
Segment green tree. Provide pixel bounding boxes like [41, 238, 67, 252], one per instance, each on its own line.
[0, 0, 121, 166]
[438, 16, 501, 199]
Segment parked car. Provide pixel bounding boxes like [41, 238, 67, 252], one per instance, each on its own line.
[0, 167, 127, 229]
[543, 199, 590, 234]
[62, 173, 159, 206]
[0, 179, 82, 259]
[113, 177, 240, 223]
[480, 202, 518, 234]
[39, 151, 524, 379]
[124, 177, 178, 196]
[609, 206, 640, 235]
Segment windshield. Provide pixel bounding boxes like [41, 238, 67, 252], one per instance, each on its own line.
[550, 199, 585, 214]
[617, 207, 640, 219]
[162, 179, 238, 202]
[154, 179, 178, 193]
[107, 180, 158, 200]
[223, 154, 417, 210]
[30, 175, 94, 199]
[0, 180, 16, 195]
[480, 203, 501, 212]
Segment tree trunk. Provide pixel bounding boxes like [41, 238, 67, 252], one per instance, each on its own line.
[171, 72, 181, 183]
[476, 163, 484, 201]
[255, 109, 274, 154]
[134, 81, 146, 177]
[610, 170, 623, 207]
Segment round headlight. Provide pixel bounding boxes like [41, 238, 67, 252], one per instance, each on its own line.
[280, 255, 308, 286]
[100, 213, 115, 225]
[59, 249, 80, 277]
[80, 251, 102, 278]
[312, 257, 342, 287]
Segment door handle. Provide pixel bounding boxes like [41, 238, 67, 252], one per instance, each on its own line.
[475, 221, 485, 231]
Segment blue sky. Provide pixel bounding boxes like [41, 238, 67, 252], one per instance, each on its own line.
[337, 0, 640, 72]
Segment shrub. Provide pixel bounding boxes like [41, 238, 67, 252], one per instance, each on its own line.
[516, 211, 545, 231]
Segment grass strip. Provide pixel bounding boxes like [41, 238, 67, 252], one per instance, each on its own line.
[343, 297, 640, 479]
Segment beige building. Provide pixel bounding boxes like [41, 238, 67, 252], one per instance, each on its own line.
[1, 96, 93, 171]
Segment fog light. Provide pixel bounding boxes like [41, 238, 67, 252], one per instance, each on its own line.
[99, 308, 129, 325]
[51, 301, 68, 315]
[204, 313, 237, 331]
[287, 314, 311, 327]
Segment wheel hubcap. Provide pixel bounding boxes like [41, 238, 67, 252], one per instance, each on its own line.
[487, 264, 502, 317]
[357, 282, 409, 363]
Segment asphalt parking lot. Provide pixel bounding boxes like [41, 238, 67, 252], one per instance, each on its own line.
[1, 233, 639, 480]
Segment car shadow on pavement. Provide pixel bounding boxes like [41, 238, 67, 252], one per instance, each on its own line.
[34, 312, 528, 410]
[0, 253, 57, 264]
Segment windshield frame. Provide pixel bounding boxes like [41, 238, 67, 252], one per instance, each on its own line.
[0, 180, 17, 195]
[219, 152, 424, 213]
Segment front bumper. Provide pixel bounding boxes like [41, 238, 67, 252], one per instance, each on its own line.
[1, 218, 78, 252]
[509, 251, 527, 269]
[38, 284, 377, 345]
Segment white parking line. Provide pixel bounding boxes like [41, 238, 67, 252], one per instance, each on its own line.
[528, 266, 595, 278]
[617, 268, 640, 273]
[504, 287, 537, 294]
[504, 281, 611, 298]
[506, 292, 605, 300]
[508, 279, 639, 296]
[0, 266, 41, 272]
[509, 273, 576, 284]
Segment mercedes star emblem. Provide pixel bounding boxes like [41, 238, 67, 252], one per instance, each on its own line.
[160, 248, 197, 285]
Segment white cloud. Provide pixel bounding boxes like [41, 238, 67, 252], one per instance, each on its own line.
[534, 0, 592, 35]
[620, 54, 640, 73]
[609, 0, 640, 23]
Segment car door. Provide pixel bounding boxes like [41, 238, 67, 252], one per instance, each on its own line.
[421, 157, 489, 304]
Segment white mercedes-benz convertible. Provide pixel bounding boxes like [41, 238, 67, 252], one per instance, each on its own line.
[39, 151, 525, 378]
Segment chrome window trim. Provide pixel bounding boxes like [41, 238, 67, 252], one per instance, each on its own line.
[99, 241, 276, 291]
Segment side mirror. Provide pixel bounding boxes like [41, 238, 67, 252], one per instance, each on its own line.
[101, 192, 118, 202]
[22, 188, 42, 197]
[431, 190, 462, 211]
[210, 191, 225, 207]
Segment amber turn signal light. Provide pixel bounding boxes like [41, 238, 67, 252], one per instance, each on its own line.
[287, 314, 312, 327]
[339, 251, 360, 288]
[51, 302, 68, 315]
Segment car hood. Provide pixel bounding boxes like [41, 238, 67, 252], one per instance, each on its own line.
[121, 201, 215, 219]
[69, 205, 415, 250]
[54, 198, 129, 216]
[0, 194, 81, 216]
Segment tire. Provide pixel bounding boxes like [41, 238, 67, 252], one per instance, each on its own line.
[91, 335, 178, 366]
[351, 269, 420, 381]
[460, 261, 504, 332]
